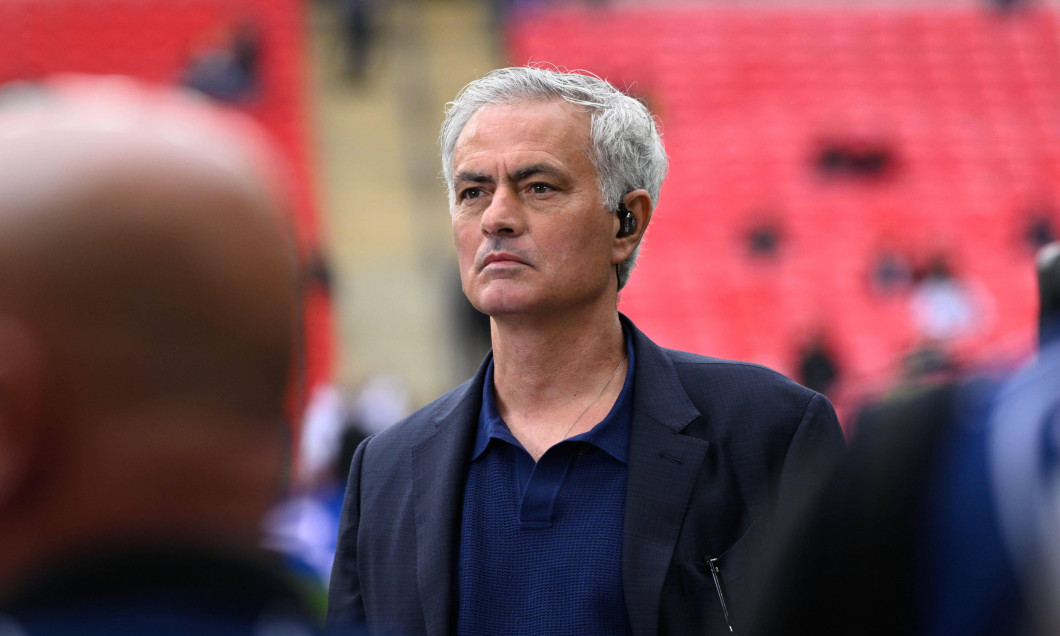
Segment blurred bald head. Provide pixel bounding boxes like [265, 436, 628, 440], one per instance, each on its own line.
[0, 77, 300, 584]
[0, 78, 297, 419]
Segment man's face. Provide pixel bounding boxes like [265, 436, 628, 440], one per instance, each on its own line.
[451, 100, 618, 319]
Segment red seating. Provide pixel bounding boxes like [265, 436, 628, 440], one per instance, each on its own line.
[508, 4, 1060, 417]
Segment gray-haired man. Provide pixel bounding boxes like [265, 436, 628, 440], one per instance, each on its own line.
[328, 66, 844, 636]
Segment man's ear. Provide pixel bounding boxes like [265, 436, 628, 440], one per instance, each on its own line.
[0, 317, 43, 509]
[612, 189, 653, 265]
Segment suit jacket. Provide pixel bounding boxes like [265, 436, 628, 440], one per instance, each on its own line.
[328, 316, 845, 635]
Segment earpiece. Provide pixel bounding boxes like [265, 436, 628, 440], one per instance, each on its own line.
[617, 201, 637, 238]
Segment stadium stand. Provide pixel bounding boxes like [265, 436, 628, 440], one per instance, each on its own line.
[508, 3, 1060, 423]
[0, 0, 331, 418]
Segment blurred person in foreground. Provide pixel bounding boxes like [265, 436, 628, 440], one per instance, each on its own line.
[0, 77, 326, 635]
[748, 242, 1060, 636]
[327, 66, 845, 636]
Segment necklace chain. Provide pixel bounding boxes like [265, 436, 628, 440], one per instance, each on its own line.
[561, 353, 626, 441]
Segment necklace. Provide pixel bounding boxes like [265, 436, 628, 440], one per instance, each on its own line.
[561, 353, 626, 441]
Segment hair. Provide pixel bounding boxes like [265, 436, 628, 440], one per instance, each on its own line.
[440, 66, 668, 290]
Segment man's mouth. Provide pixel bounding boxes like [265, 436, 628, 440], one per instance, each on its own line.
[481, 252, 527, 268]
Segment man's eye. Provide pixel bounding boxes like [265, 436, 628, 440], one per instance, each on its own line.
[460, 188, 482, 200]
[529, 183, 553, 194]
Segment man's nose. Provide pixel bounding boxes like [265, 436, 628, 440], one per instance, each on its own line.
[480, 187, 525, 236]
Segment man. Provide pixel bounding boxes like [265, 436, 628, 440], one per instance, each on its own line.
[0, 77, 323, 634]
[328, 66, 845, 635]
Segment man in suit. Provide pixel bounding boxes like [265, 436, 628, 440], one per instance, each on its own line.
[0, 77, 325, 635]
[328, 66, 845, 635]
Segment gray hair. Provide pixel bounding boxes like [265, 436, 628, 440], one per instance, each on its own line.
[440, 66, 668, 290]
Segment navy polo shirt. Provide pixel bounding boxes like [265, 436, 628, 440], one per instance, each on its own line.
[456, 333, 635, 635]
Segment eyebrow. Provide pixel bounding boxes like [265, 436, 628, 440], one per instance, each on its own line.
[454, 163, 567, 186]
[510, 163, 565, 183]
[454, 171, 493, 185]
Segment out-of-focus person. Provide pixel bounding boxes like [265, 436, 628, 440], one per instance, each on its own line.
[264, 375, 411, 587]
[909, 254, 979, 344]
[796, 330, 841, 397]
[181, 19, 261, 104]
[748, 242, 1060, 636]
[0, 76, 326, 635]
[327, 65, 845, 636]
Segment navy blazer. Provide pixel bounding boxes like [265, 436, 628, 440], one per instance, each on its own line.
[328, 316, 845, 635]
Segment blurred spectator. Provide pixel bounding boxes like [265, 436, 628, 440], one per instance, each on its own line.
[305, 249, 335, 294]
[991, 0, 1030, 13]
[338, 0, 380, 83]
[748, 242, 1060, 636]
[263, 426, 360, 587]
[900, 343, 958, 385]
[1039, 243, 1060, 346]
[295, 375, 410, 488]
[910, 254, 978, 342]
[182, 19, 262, 103]
[1023, 205, 1057, 253]
[815, 137, 896, 181]
[0, 77, 326, 634]
[296, 383, 361, 488]
[870, 247, 914, 296]
[797, 331, 841, 396]
[265, 375, 410, 586]
[746, 215, 783, 261]
[352, 373, 412, 436]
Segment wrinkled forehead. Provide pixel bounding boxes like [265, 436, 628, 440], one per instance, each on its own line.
[454, 99, 595, 168]
[472, 97, 590, 134]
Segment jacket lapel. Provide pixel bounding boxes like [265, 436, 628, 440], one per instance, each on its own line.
[622, 320, 708, 636]
[411, 357, 489, 636]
